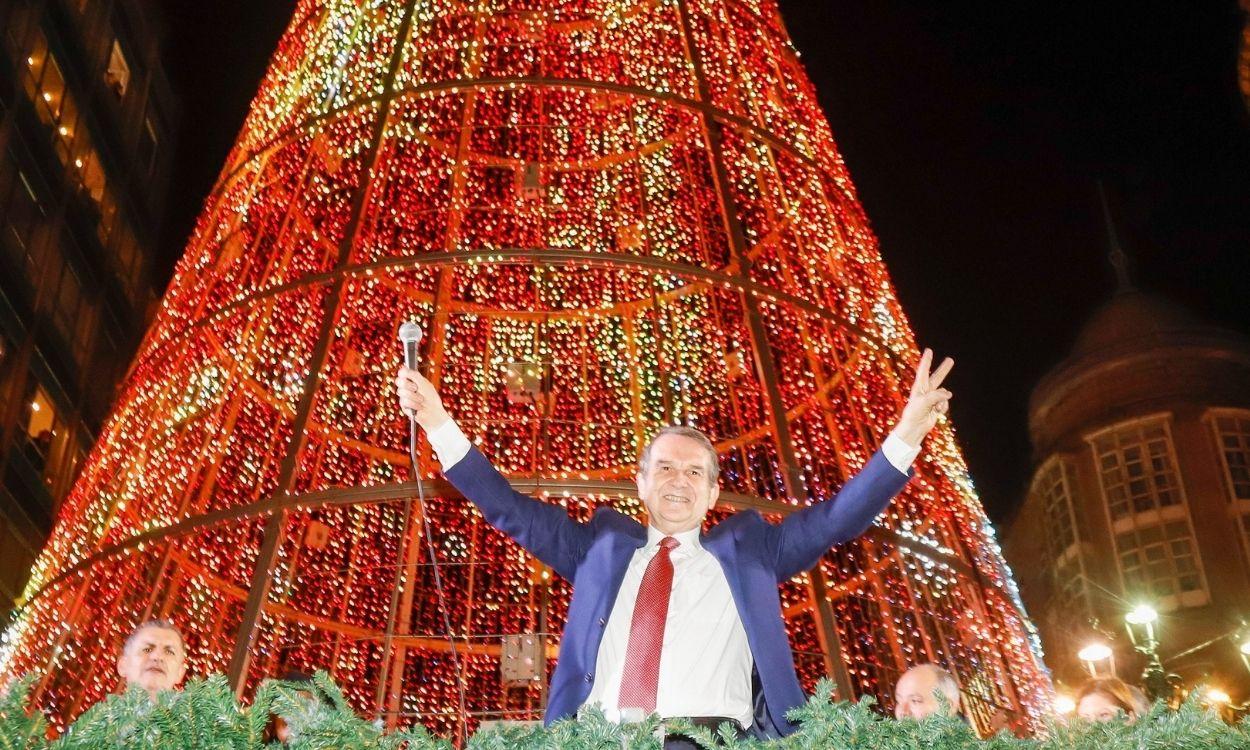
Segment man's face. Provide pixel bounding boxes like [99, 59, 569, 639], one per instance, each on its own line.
[894, 668, 954, 720]
[116, 626, 187, 696]
[637, 434, 719, 535]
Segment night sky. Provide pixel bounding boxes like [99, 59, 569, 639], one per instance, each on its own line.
[156, 1, 1250, 524]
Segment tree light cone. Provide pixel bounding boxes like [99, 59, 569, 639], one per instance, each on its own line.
[1, 0, 1052, 737]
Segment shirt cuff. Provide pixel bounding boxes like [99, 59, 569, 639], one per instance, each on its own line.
[882, 432, 921, 474]
[426, 419, 472, 470]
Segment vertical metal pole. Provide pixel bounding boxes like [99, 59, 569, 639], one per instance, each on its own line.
[226, 0, 422, 696]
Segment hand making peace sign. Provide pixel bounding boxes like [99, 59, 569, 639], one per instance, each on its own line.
[893, 348, 955, 448]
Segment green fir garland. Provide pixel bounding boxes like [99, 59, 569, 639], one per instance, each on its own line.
[1, 674, 1246, 749]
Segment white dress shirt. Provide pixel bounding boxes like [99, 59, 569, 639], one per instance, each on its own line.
[426, 420, 919, 727]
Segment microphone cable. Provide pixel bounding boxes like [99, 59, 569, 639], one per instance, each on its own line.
[408, 422, 468, 747]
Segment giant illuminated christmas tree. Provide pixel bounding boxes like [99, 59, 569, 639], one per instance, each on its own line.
[1, 0, 1051, 737]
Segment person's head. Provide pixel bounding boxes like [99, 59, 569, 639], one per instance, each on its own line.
[267, 670, 317, 744]
[636, 426, 720, 535]
[1076, 677, 1138, 723]
[116, 620, 187, 697]
[1126, 685, 1152, 717]
[894, 664, 961, 720]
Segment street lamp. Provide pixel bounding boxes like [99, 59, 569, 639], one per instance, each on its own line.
[1124, 604, 1158, 633]
[1078, 642, 1114, 677]
[1124, 603, 1173, 702]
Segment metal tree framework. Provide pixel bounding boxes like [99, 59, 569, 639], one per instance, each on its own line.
[1, 0, 1051, 737]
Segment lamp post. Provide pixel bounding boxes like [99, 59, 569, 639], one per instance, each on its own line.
[1123, 604, 1176, 703]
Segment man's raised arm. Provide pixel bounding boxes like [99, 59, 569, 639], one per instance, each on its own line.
[395, 367, 592, 578]
[769, 349, 954, 580]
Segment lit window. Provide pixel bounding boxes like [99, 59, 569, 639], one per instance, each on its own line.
[104, 39, 130, 98]
[25, 386, 55, 444]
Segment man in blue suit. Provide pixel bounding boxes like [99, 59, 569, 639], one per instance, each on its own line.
[395, 349, 953, 742]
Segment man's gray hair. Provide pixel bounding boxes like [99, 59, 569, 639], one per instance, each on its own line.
[902, 663, 961, 706]
[124, 619, 186, 654]
[638, 425, 720, 482]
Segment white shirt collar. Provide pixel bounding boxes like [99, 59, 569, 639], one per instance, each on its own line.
[646, 524, 703, 551]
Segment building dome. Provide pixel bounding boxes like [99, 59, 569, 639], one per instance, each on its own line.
[1069, 289, 1206, 360]
[1028, 286, 1250, 458]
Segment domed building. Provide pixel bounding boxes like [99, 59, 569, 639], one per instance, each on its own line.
[1006, 252, 1250, 701]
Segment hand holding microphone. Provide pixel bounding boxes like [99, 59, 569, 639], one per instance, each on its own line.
[395, 323, 451, 433]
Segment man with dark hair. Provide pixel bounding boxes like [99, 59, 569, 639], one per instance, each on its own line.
[116, 619, 187, 699]
[395, 349, 953, 742]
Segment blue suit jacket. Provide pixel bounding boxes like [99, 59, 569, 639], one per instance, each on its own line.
[445, 447, 910, 736]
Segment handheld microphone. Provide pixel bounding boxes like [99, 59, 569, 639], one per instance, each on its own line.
[398, 322, 423, 371]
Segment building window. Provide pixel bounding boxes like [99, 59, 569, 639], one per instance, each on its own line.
[1090, 418, 1183, 521]
[50, 250, 86, 348]
[24, 386, 57, 457]
[1090, 417, 1207, 609]
[1050, 555, 1090, 622]
[137, 116, 159, 177]
[1211, 411, 1250, 501]
[1034, 458, 1090, 619]
[1114, 520, 1206, 606]
[1034, 458, 1079, 559]
[18, 28, 113, 229]
[0, 167, 48, 284]
[104, 39, 130, 98]
[1210, 410, 1250, 571]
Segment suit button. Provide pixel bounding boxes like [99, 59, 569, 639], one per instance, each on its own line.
[585, 673, 594, 683]
[597, 618, 607, 627]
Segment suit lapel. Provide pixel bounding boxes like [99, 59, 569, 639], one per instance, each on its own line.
[598, 514, 648, 606]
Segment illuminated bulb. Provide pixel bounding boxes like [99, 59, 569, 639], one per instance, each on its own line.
[1054, 695, 1075, 715]
[1206, 688, 1231, 705]
[1077, 643, 1112, 663]
[30, 402, 40, 412]
[59, 126, 69, 136]
[1125, 605, 1157, 625]
[27, 56, 35, 65]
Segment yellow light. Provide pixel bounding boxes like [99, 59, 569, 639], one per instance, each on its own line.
[1241, 639, 1250, 656]
[58, 126, 69, 136]
[1207, 688, 1231, 705]
[27, 56, 35, 66]
[1054, 695, 1076, 714]
[30, 402, 40, 412]
[1125, 604, 1158, 625]
[42, 92, 53, 102]
[1078, 643, 1112, 662]
[75, 159, 84, 168]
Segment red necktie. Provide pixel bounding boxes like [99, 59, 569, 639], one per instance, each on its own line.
[618, 536, 680, 714]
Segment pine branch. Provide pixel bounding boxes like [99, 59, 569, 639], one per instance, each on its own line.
[0, 675, 48, 750]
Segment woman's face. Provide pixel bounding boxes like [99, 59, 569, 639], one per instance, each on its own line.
[1078, 691, 1130, 723]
